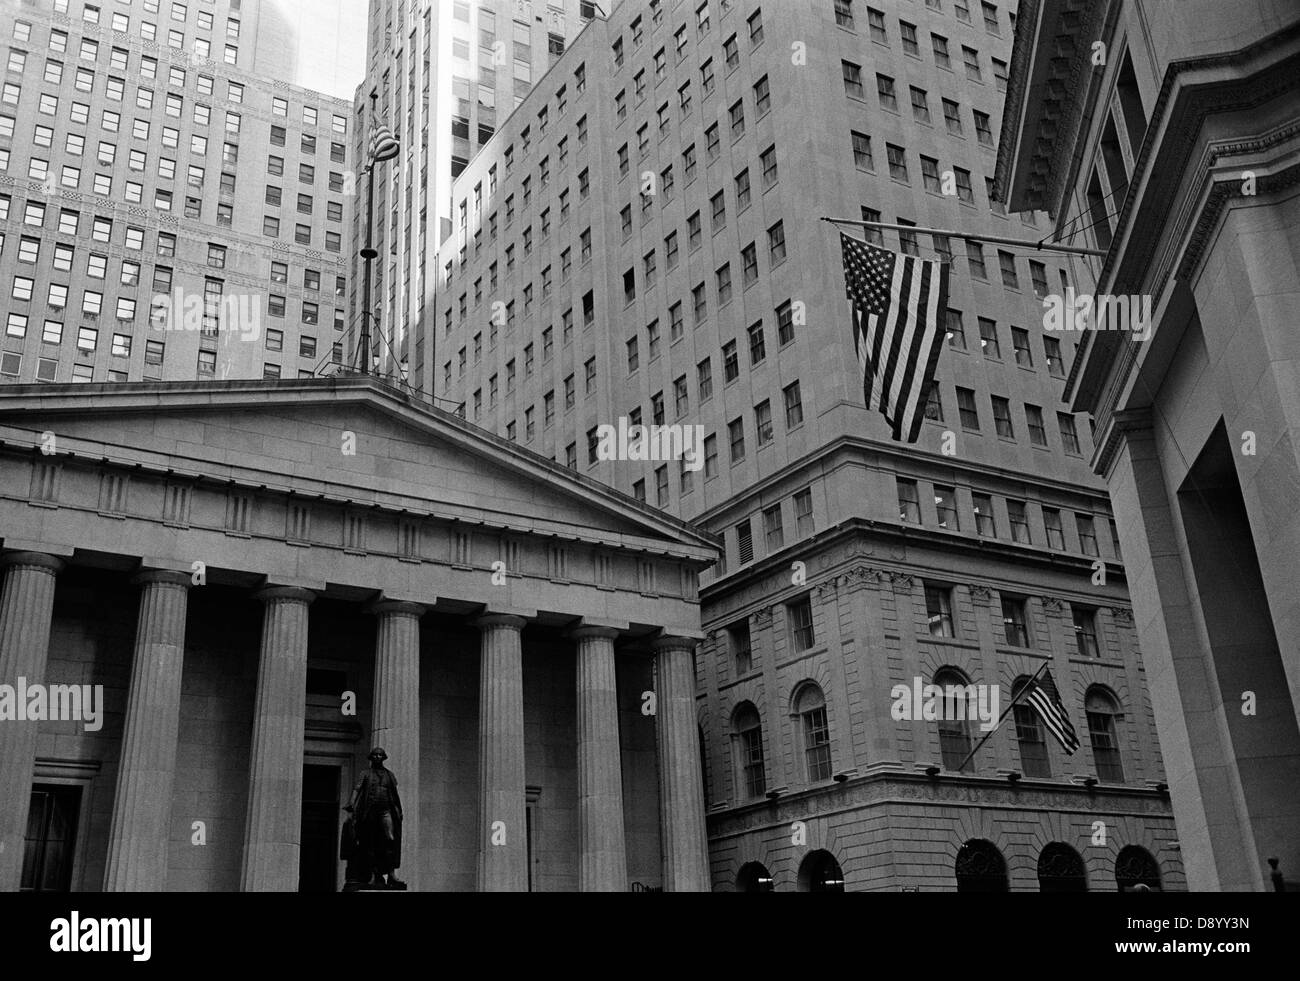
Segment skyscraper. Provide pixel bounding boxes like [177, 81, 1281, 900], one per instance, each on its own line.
[345, 0, 594, 386]
[0, 0, 354, 385]
[428, 0, 1184, 890]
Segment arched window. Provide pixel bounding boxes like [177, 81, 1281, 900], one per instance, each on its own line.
[1085, 687, 1125, 782]
[793, 682, 833, 783]
[955, 839, 1008, 892]
[1115, 845, 1161, 892]
[1012, 675, 1051, 778]
[731, 702, 766, 800]
[798, 849, 845, 892]
[736, 861, 774, 893]
[935, 668, 974, 771]
[1037, 842, 1087, 891]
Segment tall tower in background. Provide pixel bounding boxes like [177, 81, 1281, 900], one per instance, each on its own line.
[345, 0, 594, 390]
[0, 0, 357, 385]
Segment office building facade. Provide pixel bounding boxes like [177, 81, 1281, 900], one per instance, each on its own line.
[430, 0, 1182, 890]
[344, 0, 594, 386]
[1, 0, 353, 386]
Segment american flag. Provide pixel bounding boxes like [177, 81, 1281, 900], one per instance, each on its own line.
[368, 123, 400, 163]
[1023, 668, 1080, 755]
[839, 232, 949, 443]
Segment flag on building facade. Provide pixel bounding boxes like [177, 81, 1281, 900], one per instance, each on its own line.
[839, 232, 949, 442]
[1024, 668, 1080, 755]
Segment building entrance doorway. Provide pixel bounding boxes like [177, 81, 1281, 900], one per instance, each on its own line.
[299, 764, 341, 892]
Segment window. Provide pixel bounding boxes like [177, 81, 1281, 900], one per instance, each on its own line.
[934, 485, 959, 530]
[728, 417, 745, 463]
[886, 143, 908, 182]
[698, 358, 713, 402]
[1086, 689, 1124, 781]
[999, 250, 1019, 289]
[1045, 336, 1066, 377]
[1001, 597, 1029, 647]
[1008, 500, 1031, 544]
[1077, 514, 1099, 556]
[876, 74, 897, 111]
[898, 478, 921, 523]
[768, 221, 786, 264]
[755, 400, 773, 446]
[900, 19, 919, 56]
[835, 0, 856, 29]
[972, 493, 996, 537]
[956, 387, 979, 430]
[733, 704, 766, 799]
[1043, 508, 1065, 550]
[842, 61, 864, 99]
[783, 381, 804, 429]
[925, 585, 954, 636]
[789, 596, 815, 651]
[921, 155, 941, 193]
[1012, 677, 1051, 777]
[1012, 326, 1033, 367]
[1026, 405, 1048, 446]
[1059, 413, 1082, 455]
[962, 45, 982, 81]
[936, 669, 974, 770]
[910, 86, 930, 123]
[796, 684, 833, 782]
[992, 396, 1014, 438]
[925, 387, 944, 422]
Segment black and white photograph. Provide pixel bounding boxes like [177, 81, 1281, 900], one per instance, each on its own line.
[0, 0, 1293, 962]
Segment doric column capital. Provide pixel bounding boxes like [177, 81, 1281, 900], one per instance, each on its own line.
[651, 633, 700, 654]
[130, 569, 192, 589]
[0, 551, 65, 576]
[474, 612, 530, 631]
[253, 585, 316, 606]
[569, 624, 622, 642]
[367, 599, 427, 619]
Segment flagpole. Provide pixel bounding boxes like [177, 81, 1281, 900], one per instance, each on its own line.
[820, 216, 1107, 258]
[952, 660, 1049, 774]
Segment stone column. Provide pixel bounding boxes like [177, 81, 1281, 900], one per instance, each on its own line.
[572, 626, 627, 891]
[475, 614, 528, 892]
[369, 600, 424, 889]
[653, 635, 710, 892]
[240, 586, 314, 891]
[0, 552, 64, 891]
[103, 570, 191, 891]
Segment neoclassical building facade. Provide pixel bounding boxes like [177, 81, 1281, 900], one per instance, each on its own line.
[997, 0, 1300, 890]
[0, 376, 719, 891]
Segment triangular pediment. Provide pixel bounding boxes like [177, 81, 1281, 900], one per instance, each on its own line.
[0, 378, 718, 564]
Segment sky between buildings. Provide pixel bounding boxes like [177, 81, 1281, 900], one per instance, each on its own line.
[268, 0, 368, 101]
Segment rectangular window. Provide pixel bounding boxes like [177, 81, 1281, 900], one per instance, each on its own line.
[1059, 413, 1082, 455]
[1001, 597, 1029, 647]
[934, 485, 959, 530]
[1043, 508, 1066, 549]
[924, 585, 954, 637]
[1008, 500, 1031, 544]
[992, 396, 1014, 438]
[973, 493, 996, 537]
[1072, 606, 1100, 657]
[956, 387, 979, 430]
[789, 597, 815, 651]
[897, 478, 921, 523]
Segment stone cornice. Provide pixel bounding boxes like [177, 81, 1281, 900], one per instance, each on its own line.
[1068, 30, 1300, 428]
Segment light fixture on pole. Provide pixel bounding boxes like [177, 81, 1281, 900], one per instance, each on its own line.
[359, 106, 400, 376]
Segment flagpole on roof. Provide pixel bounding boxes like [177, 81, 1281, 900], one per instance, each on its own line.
[821, 216, 1107, 258]
[952, 660, 1049, 774]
